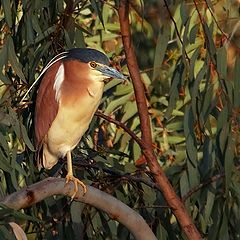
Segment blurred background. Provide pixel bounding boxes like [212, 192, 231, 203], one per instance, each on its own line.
[0, 0, 240, 239]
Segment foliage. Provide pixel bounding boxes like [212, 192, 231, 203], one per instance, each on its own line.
[0, 0, 240, 239]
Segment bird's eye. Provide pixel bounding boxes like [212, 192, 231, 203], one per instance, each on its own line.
[89, 61, 97, 68]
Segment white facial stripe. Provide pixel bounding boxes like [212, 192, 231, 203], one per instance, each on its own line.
[53, 63, 65, 101]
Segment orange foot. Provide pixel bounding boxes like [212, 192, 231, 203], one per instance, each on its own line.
[65, 174, 87, 199]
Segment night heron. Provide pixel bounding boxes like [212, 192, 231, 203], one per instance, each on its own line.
[34, 48, 125, 198]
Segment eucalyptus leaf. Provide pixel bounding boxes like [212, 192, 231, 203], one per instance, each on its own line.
[7, 37, 27, 83]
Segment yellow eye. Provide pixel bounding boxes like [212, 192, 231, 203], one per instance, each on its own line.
[89, 61, 97, 68]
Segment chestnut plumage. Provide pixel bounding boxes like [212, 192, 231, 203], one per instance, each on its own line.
[34, 48, 125, 197]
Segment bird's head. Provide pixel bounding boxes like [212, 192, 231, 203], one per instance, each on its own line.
[67, 48, 126, 83]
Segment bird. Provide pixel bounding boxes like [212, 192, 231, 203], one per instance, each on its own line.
[34, 48, 126, 198]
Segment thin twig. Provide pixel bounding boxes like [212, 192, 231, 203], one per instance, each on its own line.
[182, 164, 240, 202]
[95, 111, 144, 148]
[162, 0, 190, 62]
[74, 160, 161, 191]
[193, 0, 229, 101]
[134, 205, 169, 209]
[203, 0, 228, 39]
[182, 172, 224, 202]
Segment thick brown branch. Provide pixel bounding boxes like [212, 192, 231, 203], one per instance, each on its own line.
[1, 177, 157, 240]
[118, 1, 201, 239]
[118, 0, 153, 151]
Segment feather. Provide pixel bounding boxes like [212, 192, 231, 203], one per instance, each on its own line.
[34, 61, 62, 167]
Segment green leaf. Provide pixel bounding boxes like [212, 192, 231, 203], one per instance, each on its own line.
[90, 0, 105, 28]
[0, 132, 9, 152]
[203, 22, 216, 64]
[152, 26, 170, 83]
[104, 93, 132, 115]
[75, 27, 85, 48]
[20, 122, 35, 151]
[121, 101, 137, 123]
[187, 153, 199, 189]
[217, 105, 228, 134]
[204, 188, 215, 223]
[10, 148, 19, 190]
[189, 24, 199, 44]
[0, 148, 12, 173]
[7, 37, 27, 83]
[156, 224, 168, 240]
[180, 2, 188, 25]
[31, 14, 43, 36]
[200, 81, 214, 120]
[233, 55, 240, 108]
[190, 60, 207, 117]
[180, 170, 189, 197]
[2, 0, 13, 28]
[201, 138, 214, 177]
[219, 122, 229, 155]
[216, 47, 227, 79]
[189, 47, 200, 82]
[218, 209, 229, 240]
[0, 43, 11, 84]
[64, 28, 74, 49]
[133, 141, 141, 161]
[164, 63, 183, 119]
[224, 133, 234, 191]
[191, 60, 206, 99]
[26, 17, 35, 44]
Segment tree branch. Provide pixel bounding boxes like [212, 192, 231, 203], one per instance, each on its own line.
[183, 164, 240, 202]
[1, 177, 157, 240]
[95, 111, 144, 148]
[182, 172, 224, 202]
[118, 1, 201, 239]
[162, 0, 190, 62]
[74, 160, 161, 191]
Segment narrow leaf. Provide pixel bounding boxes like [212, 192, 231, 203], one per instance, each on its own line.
[2, 0, 12, 28]
[152, 26, 170, 83]
[7, 37, 27, 83]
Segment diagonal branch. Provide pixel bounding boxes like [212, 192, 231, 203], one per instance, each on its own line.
[118, 1, 201, 239]
[1, 177, 157, 240]
[162, 0, 190, 62]
[95, 110, 143, 147]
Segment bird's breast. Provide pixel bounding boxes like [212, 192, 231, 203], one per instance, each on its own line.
[46, 81, 104, 157]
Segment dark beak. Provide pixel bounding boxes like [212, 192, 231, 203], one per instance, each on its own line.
[98, 65, 127, 80]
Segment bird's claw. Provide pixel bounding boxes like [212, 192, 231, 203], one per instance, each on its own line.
[65, 175, 87, 199]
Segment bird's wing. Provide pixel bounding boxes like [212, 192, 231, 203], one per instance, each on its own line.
[34, 60, 63, 149]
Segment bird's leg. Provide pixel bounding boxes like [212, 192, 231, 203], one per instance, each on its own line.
[65, 151, 87, 199]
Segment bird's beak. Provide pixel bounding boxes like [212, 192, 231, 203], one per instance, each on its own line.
[97, 65, 127, 81]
